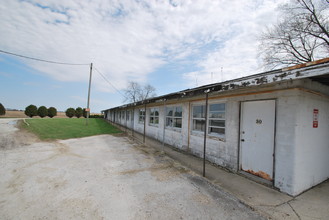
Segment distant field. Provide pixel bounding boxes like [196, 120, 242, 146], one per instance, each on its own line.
[22, 118, 121, 140]
[0, 110, 67, 118]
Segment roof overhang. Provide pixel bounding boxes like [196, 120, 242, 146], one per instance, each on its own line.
[104, 58, 329, 111]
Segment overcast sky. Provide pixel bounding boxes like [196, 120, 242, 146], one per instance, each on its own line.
[0, 0, 287, 112]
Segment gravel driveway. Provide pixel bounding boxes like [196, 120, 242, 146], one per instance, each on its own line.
[0, 119, 265, 219]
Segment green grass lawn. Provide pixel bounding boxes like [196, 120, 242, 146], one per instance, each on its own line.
[22, 118, 122, 140]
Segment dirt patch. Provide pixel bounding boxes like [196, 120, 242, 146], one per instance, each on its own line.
[121, 141, 191, 181]
[0, 120, 40, 150]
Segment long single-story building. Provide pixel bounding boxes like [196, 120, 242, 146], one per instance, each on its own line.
[103, 58, 329, 196]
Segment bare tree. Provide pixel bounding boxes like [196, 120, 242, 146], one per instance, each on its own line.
[259, 0, 329, 69]
[123, 81, 156, 103]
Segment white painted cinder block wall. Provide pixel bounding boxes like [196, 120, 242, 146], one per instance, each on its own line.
[274, 91, 300, 195]
[292, 92, 329, 195]
[107, 79, 329, 196]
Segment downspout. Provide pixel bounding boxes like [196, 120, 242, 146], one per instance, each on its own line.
[203, 91, 209, 177]
[143, 102, 146, 143]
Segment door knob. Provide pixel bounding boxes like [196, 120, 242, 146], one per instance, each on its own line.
[241, 139, 245, 142]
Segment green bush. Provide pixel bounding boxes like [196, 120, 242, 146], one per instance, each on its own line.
[37, 106, 48, 118]
[65, 108, 75, 118]
[83, 108, 87, 118]
[48, 107, 57, 118]
[75, 107, 83, 118]
[25, 105, 38, 118]
[0, 103, 5, 115]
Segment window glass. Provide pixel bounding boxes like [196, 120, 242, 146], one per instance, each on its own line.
[149, 108, 159, 125]
[192, 105, 205, 131]
[209, 112, 225, 118]
[193, 119, 205, 132]
[166, 106, 182, 129]
[192, 103, 226, 136]
[166, 107, 173, 116]
[166, 118, 173, 127]
[193, 105, 205, 118]
[208, 103, 226, 136]
[209, 127, 225, 135]
[174, 107, 182, 117]
[139, 109, 145, 124]
[209, 103, 225, 111]
[174, 118, 182, 128]
[209, 120, 225, 127]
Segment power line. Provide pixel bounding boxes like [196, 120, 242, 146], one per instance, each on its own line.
[0, 48, 127, 99]
[94, 67, 127, 99]
[0, 49, 90, 66]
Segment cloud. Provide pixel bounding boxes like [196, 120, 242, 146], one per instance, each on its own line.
[182, 0, 287, 87]
[0, 0, 287, 95]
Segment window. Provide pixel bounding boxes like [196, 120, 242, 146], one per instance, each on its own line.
[192, 103, 226, 136]
[126, 110, 130, 121]
[166, 106, 182, 128]
[208, 103, 225, 136]
[149, 108, 159, 125]
[192, 105, 206, 132]
[121, 111, 125, 119]
[139, 109, 145, 124]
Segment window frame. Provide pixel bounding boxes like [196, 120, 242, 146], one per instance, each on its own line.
[149, 107, 159, 126]
[192, 104, 206, 132]
[138, 109, 145, 124]
[191, 102, 226, 138]
[208, 103, 226, 137]
[166, 105, 183, 129]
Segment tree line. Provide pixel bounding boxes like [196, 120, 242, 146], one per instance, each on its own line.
[0, 103, 102, 118]
[24, 105, 100, 118]
[24, 105, 58, 118]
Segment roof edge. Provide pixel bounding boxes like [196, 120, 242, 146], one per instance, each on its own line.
[104, 57, 329, 111]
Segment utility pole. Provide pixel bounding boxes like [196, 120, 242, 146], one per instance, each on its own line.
[86, 63, 93, 125]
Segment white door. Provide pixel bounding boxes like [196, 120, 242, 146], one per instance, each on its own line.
[240, 100, 275, 181]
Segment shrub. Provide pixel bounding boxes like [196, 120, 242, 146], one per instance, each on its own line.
[48, 107, 57, 118]
[0, 103, 5, 115]
[83, 108, 87, 118]
[65, 108, 75, 118]
[75, 107, 83, 118]
[25, 105, 38, 118]
[37, 106, 48, 118]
